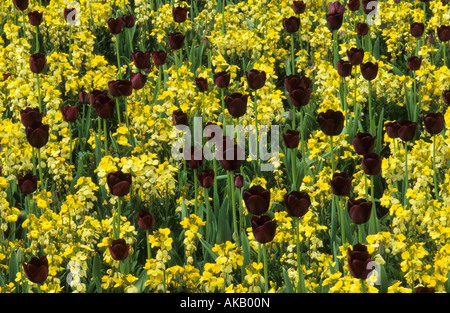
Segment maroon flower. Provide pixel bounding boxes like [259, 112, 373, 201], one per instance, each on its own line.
[89, 89, 108, 106]
[246, 69, 266, 90]
[20, 107, 43, 128]
[385, 121, 400, 139]
[79, 91, 89, 104]
[362, 0, 378, 14]
[106, 170, 132, 197]
[407, 56, 422, 71]
[131, 51, 152, 71]
[289, 83, 312, 107]
[410, 22, 425, 38]
[234, 174, 244, 189]
[63, 7, 76, 23]
[29, 53, 47, 74]
[168, 32, 185, 50]
[442, 90, 450, 104]
[60, 105, 79, 123]
[317, 109, 345, 136]
[423, 112, 445, 135]
[437, 25, 450, 42]
[356, 23, 369, 36]
[152, 50, 168, 66]
[251, 215, 277, 244]
[216, 137, 243, 171]
[22, 256, 48, 284]
[415, 286, 435, 293]
[283, 16, 300, 33]
[130, 72, 147, 90]
[285, 74, 312, 93]
[204, 122, 223, 141]
[243, 185, 271, 216]
[362, 152, 382, 176]
[347, 0, 360, 11]
[360, 62, 378, 81]
[172, 6, 188, 23]
[108, 79, 133, 97]
[12, 0, 29, 11]
[121, 14, 135, 28]
[26, 123, 49, 148]
[185, 146, 204, 169]
[214, 71, 231, 88]
[18, 173, 38, 195]
[348, 199, 372, 225]
[397, 120, 417, 142]
[195, 77, 209, 92]
[196, 169, 215, 189]
[326, 1, 345, 31]
[346, 48, 364, 66]
[292, 1, 306, 14]
[172, 109, 188, 126]
[282, 129, 300, 149]
[107, 17, 124, 35]
[352, 132, 375, 155]
[138, 211, 155, 230]
[92, 94, 114, 119]
[108, 239, 130, 261]
[330, 172, 352, 196]
[225, 93, 248, 118]
[347, 243, 373, 279]
[284, 191, 310, 218]
[337, 59, 353, 77]
[28, 11, 43, 27]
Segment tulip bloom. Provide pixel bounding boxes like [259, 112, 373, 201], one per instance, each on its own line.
[251, 215, 277, 244]
[326, 1, 345, 31]
[346, 48, 364, 66]
[60, 105, 79, 123]
[347, 243, 373, 279]
[18, 173, 38, 194]
[131, 51, 152, 71]
[108, 79, 133, 97]
[292, 1, 306, 14]
[317, 109, 344, 136]
[195, 77, 209, 92]
[214, 71, 231, 88]
[397, 120, 417, 142]
[172, 109, 188, 126]
[283, 16, 300, 33]
[407, 56, 422, 71]
[130, 72, 147, 90]
[168, 32, 185, 50]
[437, 25, 450, 42]
[22, 256, 48, 284]
[107, 17, 123, 34]
[108, 239, 130, 261]
[172, 6, 188, 23]
[348, 199, 372, 225]
[410, 22, 425, 37]
[284, 191, 310, 218]
[362, 152, 382, 176]
[442, 90, 450, 105]
[196, 169, 215, 189]
[216, 137, 243, 171]
[29, 53, 47, 74]
[138, 211, 155, 231]
[347, 0, 360, 11]
[360, 62, 378, 81]
[330, 172, 352, 196]
[337, 59, 352, 77]
[106, 170, 132, 197]
[225, 93, 248, 118]
[243, 185, 271, 216]
[385, 121, 400, 139]
[185, 146, 204, 170]
[356, 23, 369, 36]
[20, 107, 43, 128]
[28, 11, 43, 27]
[423, 112, 445, 135]
[152, 50, 168, 66]
[121, 14, 135, 28]
[289, 84, 312, 108]
[282, 130, 300, 149]
[246, 70, 266, 90]
[26, 123, 49, 148]
[13, 0, 29, 11]
[352, 132, 375, 155]
[92, 94, 115, 119]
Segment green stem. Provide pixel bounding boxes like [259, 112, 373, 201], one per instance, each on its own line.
[290, 33, 295, 75]
[36, 73, 42, 112]
[370, 175, 377, 234]
[368, 80, 374, 135]
[358, 224, 363, 243]
[295, 217, 305, 292]
[115, 97, 122, 125]
[103, 118, 108, 154]
[403, 141, 408, 207]
[291, 148, 297, 190]
[329, 136, 335, 173]
[115, 35, 121, 79]
[263, 243, 269, 292]
[228, 170, 239, 245]
[37, 148, 43, 189]
[221, 0, 225, 35]
[69, 123, 73, 165]
[203, 187, 211, 242]
[339, 196, 346, 243]
[146, 229, 151, 259]
[194, 168, 198, 215]
[433, 134, 438, 200]
[254, 91, 259, 172]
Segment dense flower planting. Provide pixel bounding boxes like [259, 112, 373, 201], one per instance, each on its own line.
[0, 0, 449, 293]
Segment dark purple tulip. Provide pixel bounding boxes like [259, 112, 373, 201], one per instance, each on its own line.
[292, 1, 306, 14]
[216, 137, 243, 171]
[130, 72, 147, 90]
[251, 215, 277, 244]
[317, 109, 345, 136]
[415, 286, 435, 293]
[168, 32, 185, 50]
[410, 22, 425, 38]
[289, 84, 312, 108]
[362, 0, 378, 15]
[362, 152, 382, 176]
[225, 93, 248, 118]
[243, 185, 271, 216]
[282, 130, 300, 149]
[172, 109, 188, 126]
[385, 121, 400, 139]
[330, 172, 352, 196]
[407, 56, 422, 71]
[346, 48, 364, 66]
[60, 105, 79, 123]
[360, 62, 378, 81]
[347, 243, 373, 279]
[442, 90, 450, 105]
[18, 173, 38, 194]
[121, 14, 135, 28]
[138, 211, 155, 230]
[20, 107, 43, 128]
[2, 73, 11, 81]
[92, 94, 114, 119]
[131, 51, 152, 71]
[284, 75, 312, 93]
[63, 7, 76, 23]
[397, 120, 417, 142]
[437, 25, 450, 42]
[28, 11, 43, 27]
[29, 53, 47, 74]
[246, 70, 266, 90]
[152, 50, 167, 66]
[337, 59, 352, 77]
[79, 91, 89, 104]
[196, 169, 215, 189]
[89, 89, 108, 106]
[234, 174, 244, 189]
[108, 239, 130, 261]
[22, 256, 48, 284]
[423, 112, 445, 135]
[214, 71, 231, 88]
[106, 170, 132, 197]
[356, 23, 369, 36]
[186, 146, 204, 169]
[347, 0, 360, 11]
[195, 77, 209, 92]
[12, 0, 28, 11]
[26, 123, 49, 148]
[172, 6, 188, 23]
[283, 16, 300, 33]
[352, 132, 376, 155]
[348, 198, 372, 224]
[204, 122, 222, 141]
[107, 17, 124, 35]
[326, 1, 345, 31]
[284, 191, 310, 218]
[108, 79, 133, 97]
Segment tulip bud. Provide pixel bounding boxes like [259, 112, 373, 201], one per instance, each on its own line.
[196, 169, 215, 189]
[131, 51, 152, 71]
[121, 14, 135, 28]
[442, 90, 450, 105]
[347, 0, 360, 11]
[186, 146, 204, 169]
[356, 23, 369, 36]
[216, 137, 243, 171]
[13, 0, 29, 11]
[385, 121, 400, 139]
[234, 174, 244, 189]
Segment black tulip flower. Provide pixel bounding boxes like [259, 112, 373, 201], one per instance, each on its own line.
[347, 243, 373, 279]
[172, 109, 188, 126]
[352, 132, 376, 155]
[284, 191, 310, 218]
[410, 22, 425, 38]
[26, 123, 49, 149]
[131, 51, 152, 71]
[337, 59, 353, 77]
[106, 170, 132, 197]
[292, 1, 306, 14]
[360, 62, 378, 81]
[29, 53, 47, 74]
[326, 1, 345, 31]
[225, 93, 248, 118]
[234, 174, 244, 189]
[168, 32, 185, 50]
[138, 211, 155, 231]
[185, 146, 204, 170]
[347, 199, 372, 225]
[12, 0, 29, 11]
[79, 91, 89, 104]
[60, 105, 79, 123]
[20, 107, 43, 128]
[437, 25, 450, 42]
[196, 169, 215, 189]
[317, 109, 345, 136]
[107, 17, 124, 35]
[385, 121, 400, 139]
[356, 23, 369, 36]
[63, 7, 76, 23]
[246, 69, 266, 90]
[423, 112, 445, 135]
[243, 185, 271, 216]
[216, 137, 243, 171]
[214, 71, 231, 88]
[289, 83, 312, 108]
[92, 94, 114, 119]
[152, 50, 167, 66]
[362, 0, 378, 15]
[251, 215, 277, 244]
[195, 77, 209, 93]
[397, 120, 417, 142]
[18, 173, 38, 195]
[347, 0, 360, 11]
[282, 130, 300, 149]
[22, 256, 48, 284]
[330, 172, 352, 196]
[89, 89, 108, 106]
[283, 16, 300, 33]
[172, 6, 188, 23]
[285, 75, 312, 93]
[204, 122, 222, 141]
[415, 286, 435, 293]
[407, 56, 422, 71]
[346, 48, 364, 66]
[362, 152, 382, 176]
[28, 11, 43, 27]
[108, 79, 133, 98]
[442, 90, 450, 105]
[121, 14, 135, 28]
[130, 72, 147, 90]
[108, 239, 130, 261]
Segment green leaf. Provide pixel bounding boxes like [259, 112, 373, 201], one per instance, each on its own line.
[9, 250, 18, 283]
[240, 231, 251, 268]
[282, 268, 294, 293]
[373, 37, 381, 60]
[199, 238, 218, 260]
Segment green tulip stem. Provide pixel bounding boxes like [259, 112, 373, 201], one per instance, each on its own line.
[116, 197, 122, 239]
[299, 107, 306, 168]
[115, 34, 121, 79]
[403, 141, 409, 207]
[203, 187, 211, 242]
[221, 0, 225, 35]
[69, 122, 73, 165]
[263, 243, 269, 293]
[32, 147, 37, 176]
[194, 168, 198, 216]
[146, 229, 151, 260]
[115, 97, 122, 125]
[368, 80, 374, 136]
[36, 73, 42, 112]
[227, 170, 239, 246]
[37, 148, 43, 189]
[358, 224, 363, 244]
[329, 136, 335, 173]
[103, 118, 108, 154]
[370, 175, 377, 234]
[35, 25, 40, 54]
[291, 148, 297, 191]
[339, 196, 346, 243]
[290, 33, 296, 75]
[254, 91, 259, 173]
[433, 134, 439, 200]
[295, 217, 306, 293]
